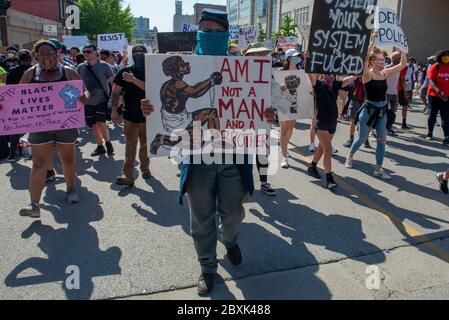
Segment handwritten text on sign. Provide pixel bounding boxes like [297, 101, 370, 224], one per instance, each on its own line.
[0, 80, 85, 136]
[374, 7, 408, 53]
[306, 0, 378, 76]
[97, 33, 128, 52]
[145, 55, 271, 157]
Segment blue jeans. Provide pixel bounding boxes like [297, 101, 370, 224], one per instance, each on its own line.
[350, 107, 388, 166]
[186, 164, 249, 274]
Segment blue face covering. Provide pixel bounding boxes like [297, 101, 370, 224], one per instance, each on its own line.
[194, 30, 230, 56]
[228, 51, 238, 56]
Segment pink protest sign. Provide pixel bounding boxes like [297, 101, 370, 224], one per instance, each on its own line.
[0, 80, 85, 136]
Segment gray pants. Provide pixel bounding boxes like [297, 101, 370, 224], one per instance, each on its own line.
[186, 164, 249, 274]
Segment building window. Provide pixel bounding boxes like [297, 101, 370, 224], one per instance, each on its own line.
[239, 0, 250, 19]
[295, 6, 310, 25]
[229, 0, 238, 22]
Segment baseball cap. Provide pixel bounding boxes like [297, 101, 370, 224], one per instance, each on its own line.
[48, 38, 64, 50]
[285, 49, 300, 58]
[244, 43, 272, 56]
[18, 49, 32, 60]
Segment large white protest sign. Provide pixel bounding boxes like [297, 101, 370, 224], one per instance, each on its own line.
[63, 35, 89, 49]
[182, 23, 199, 32]
[145, 54, 271, 158]
[97, 33, 128, 52]
[374, 7, 408, 53]
[229, 25, 240, 40]
[238, 25, 259, 49]
[273, 70, 314, 120]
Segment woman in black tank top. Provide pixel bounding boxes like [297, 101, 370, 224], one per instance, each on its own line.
[345, 31, 407, 181]
[15, 40, 86, 218]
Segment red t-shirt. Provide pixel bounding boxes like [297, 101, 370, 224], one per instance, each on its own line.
[397, 68, 407, 93]
[427, 63, 449, 97]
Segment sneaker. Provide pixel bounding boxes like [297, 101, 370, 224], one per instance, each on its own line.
[345, 157, 353, 169]
[364, 141, 372, 149]
[389, 130, 398, 137]
[227, 244, 242, 266]
[426, 134, 433, 141]
[66, 190, 80, 204]
[91, 145, 106, 157]
[326, 175, 338, 190]
[7, 155, 17, 162]
[142, 170, 152, 180]
[373, 168, 392, 180]
[197, 273, 215, 296]
[343, 138, 354, 148]
[332, 146, 339, 155]
[261, 183, 276, 196]
[46, 169, 56, 183]
[19, 203, 40, 218]
[115, 176, 135, 186]
[401, 124, 410, 130]
[437, 173, 449, 194]
[105, 141, 114, 155]
[308, 143, 316, 153]
[281, 157, 289, 169]
[308, 165, 322, 179]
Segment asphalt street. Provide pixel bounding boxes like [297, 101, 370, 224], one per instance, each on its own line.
[1, 98, 448, 300]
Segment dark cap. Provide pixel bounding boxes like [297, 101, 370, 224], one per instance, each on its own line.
[18, 49, 32, 60]
[198, 9, 229, 31]
[48, 38, 64, 50]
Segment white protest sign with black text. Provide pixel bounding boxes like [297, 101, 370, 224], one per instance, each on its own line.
[273, 70, 314, 120]
[97, 33, 128, 52]
[374, 7, 408, 53]
[145, 54, 271, 157]
[238, 25, 259, 49]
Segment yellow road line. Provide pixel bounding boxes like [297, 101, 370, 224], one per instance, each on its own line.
[288, 146, 449, 263]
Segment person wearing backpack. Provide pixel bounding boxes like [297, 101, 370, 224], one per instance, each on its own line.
[77, 45, 115, 157]
[427, 49, 449, 146]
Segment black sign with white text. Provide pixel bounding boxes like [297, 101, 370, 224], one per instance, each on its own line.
[306, 0, 378, 76]
[157, 32, 197, 53]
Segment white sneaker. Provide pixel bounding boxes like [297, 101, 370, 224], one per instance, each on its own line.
[345, 157, 353, 169]
[332, 146, 339, 155]
[373, 168, 392, 180]
[309, 143, 316, 153]
[281, 157, 289, 169]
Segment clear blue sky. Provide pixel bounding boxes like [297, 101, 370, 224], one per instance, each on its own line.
[123, 0, 227, 32]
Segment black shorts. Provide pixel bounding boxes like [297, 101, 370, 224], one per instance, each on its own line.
[85, 102, 108, 127]
[315, 118, 338, 134]
[398, 91, 409, 106]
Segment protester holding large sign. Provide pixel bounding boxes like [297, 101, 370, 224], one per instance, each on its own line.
[345, 32, 407, 180]
[0, 40, 87, 218]
[375, 7, 409, 53]
[141, 9, 274, 296]
[306, 0, 378, 76]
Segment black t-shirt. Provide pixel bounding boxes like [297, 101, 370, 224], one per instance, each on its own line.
[1, 58, 20, 71]
[6, 64, 32, 85]
[314, 80, 343, 123]
[113, 65, 146, 123]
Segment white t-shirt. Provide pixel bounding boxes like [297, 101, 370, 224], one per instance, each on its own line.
[386, 70, 401, 95]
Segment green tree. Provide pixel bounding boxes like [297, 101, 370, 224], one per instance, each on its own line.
[257, 22, 266, 42]
[75, 0, 134, 42]
[274, 15, 298, 38]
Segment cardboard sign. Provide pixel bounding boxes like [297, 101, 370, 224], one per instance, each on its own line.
[277, 36, 298, 51]
[0, 80, 85, 136]
[229, 25, 240, 40]
[182, 24, 199, 32]
[272, 70, 314, 120]
[238, 25, 259, 49]
[157, 32, 197, 53]
[145, 55, 271, 157]
[306, 0, 378, 76]
[63, 35, 89, 50]
[97, 33, 128, 52]
[374, 7, 408, 53]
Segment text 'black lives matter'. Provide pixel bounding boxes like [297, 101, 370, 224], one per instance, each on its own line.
[306, 0, 378, 76]
[157, 32, 198, 54]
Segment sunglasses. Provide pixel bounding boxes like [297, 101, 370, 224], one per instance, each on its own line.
[83, 50, 95, 54]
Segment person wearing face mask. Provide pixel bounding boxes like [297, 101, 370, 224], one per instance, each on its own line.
[345, 32, 407, 180]
[227, 44, 241, 56]
[110, 45, 151, 186]
[385, 51, 403, 136]
[140, 9, 274, 296]
[427, 49, 449, 146]
[4, 40, 87, 218]
[1, 46, 20, 71]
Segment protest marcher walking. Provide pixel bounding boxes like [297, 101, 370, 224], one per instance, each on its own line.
[427, 49, 449, 145]
[77, 45, 115, 157]
[385, 51, 402, 136]
[345, 32, 407, 180]
[141, 10, 275, 296]
[398, 59, 415, 130]
[5, 49, 33, 162]
[3, 40, 86, 218]
[111, 45, 151, 186]
[0, 46, 20, 71]
[420, 56, 437, 115]
[49, 39, 77, 69]
[437, 169, 449, 194]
